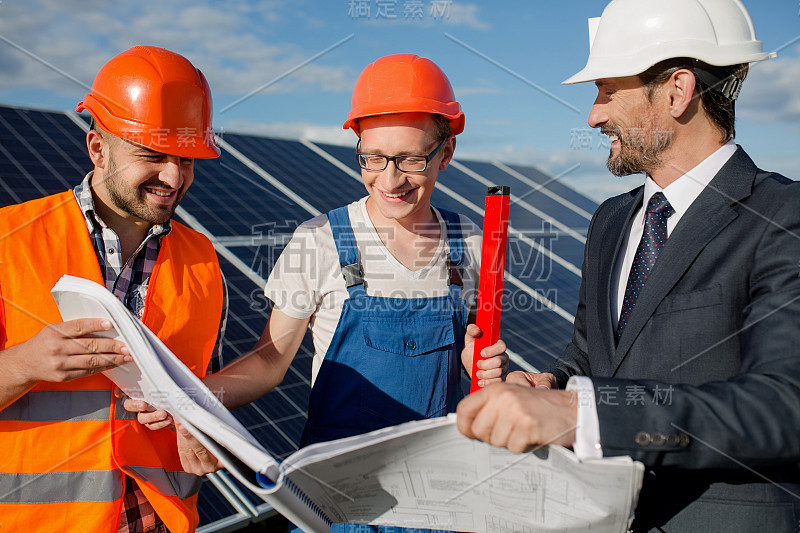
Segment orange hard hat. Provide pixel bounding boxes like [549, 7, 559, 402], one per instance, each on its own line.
[77, 46, 220, 159]
[343, 54, 465, 136]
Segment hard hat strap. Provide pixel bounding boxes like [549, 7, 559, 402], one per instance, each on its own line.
[692, 62, 743, 101]
[718, 77, 743, 101]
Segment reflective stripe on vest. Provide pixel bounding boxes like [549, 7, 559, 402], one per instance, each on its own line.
[0, 470, 123, 504]
[0, 390, 111, 422]
[114, 394, 138, 420]
[126, 467, 202, 499]
[0, 387, 138, 423]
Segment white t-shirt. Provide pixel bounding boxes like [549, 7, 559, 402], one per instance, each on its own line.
[265, 197, 482, 385]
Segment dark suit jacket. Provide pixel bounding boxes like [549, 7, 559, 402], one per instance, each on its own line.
[545, 147, 800, 532]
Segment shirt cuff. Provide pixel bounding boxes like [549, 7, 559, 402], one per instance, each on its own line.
[566, 376, 603, 460]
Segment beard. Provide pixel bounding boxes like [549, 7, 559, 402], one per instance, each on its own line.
[103, 155, 185, 225]
[604, 116, 673, 177]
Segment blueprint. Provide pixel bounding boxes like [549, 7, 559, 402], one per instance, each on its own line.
[284, 414, 643, 533]
[53, 275, 644, 533]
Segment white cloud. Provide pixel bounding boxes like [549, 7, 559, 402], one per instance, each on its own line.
[741, 151, 800, 182]
[350, 1, 490, 30]
[0, 1, 104, 92]
[737, 46, 800, 126]
[0, 0, 353, 98]
[221, 119, 354, 147]
[443, 3, 491, 31]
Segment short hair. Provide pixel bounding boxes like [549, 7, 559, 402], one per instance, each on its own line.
[431, 113, 452, 142]
[89, 119, 112, 140]
[638, 58, 748, 142]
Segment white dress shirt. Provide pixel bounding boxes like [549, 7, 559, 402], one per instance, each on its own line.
[569, 140, 738, 460]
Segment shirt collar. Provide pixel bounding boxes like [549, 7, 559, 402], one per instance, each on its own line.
[72, 171, 172, 237]
[73, 172, 100, 233]
[642, 140, 738, 221]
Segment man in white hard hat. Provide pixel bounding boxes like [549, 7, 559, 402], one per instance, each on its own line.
[456, 0, 800, 531]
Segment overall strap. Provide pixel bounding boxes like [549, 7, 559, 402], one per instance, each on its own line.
[436, 207, 464, 287]
[327, 206, 367, 298]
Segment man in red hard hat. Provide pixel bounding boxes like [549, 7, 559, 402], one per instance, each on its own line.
[457, 1, 800, 532]
[135, 53, 507, 532]
[0, 46, 225, 532]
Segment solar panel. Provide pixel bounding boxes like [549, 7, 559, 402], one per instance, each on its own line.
[454, 160, 592, 236]
[502, 162, 599, 215]
[196, 476, 250, 529]
[221, 134, 362, 213]
[182, 150, 312, 239]
[0, 106, 88, 202]
[0, 103, 597, 530]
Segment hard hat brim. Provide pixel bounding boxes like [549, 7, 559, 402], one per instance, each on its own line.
[563, 47, 777, 85]
[77, 98, 221, 159]
[343, 108, 465, 136]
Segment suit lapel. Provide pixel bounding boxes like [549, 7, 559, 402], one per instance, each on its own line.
[611, 148, 757, 375]
[593, 188, 642, 374]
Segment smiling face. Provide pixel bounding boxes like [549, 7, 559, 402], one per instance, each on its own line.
[357, 112, 454, 228]
[588, 76, 673, 177]
[89, 130, 194, 226]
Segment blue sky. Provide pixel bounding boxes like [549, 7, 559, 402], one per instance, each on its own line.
[0, 0, 797, 201]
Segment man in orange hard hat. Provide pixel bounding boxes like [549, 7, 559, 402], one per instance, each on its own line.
[131, 53, 507, 532]
[0, 46, 225, 532]
[457, 1, 800, 531]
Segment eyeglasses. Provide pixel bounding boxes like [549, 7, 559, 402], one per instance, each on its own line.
[356, 137, 447, 173]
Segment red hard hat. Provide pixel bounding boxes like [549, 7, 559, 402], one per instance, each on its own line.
[343, 54, 465, 136]
[77, 46, 220, 159]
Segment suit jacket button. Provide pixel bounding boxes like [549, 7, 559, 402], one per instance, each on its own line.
[666, 433, 681, 447]
[679, 433, 691, 447]
[651, 432, 666, 446]
[635, 431, 651, 446]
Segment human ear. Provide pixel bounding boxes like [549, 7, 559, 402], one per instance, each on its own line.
[86, 130, 109, 169]
[667, 69, 696, 119]
[438, 136, 456, 170]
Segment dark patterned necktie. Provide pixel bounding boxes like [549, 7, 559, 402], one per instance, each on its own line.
[616, 192, 674, 339]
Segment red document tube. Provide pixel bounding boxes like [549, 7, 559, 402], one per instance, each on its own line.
[470, 186, 510, 393]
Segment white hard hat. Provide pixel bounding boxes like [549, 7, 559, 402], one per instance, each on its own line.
[563, 0, 776, 85]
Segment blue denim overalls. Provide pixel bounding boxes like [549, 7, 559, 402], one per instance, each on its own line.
[297, 205, 469, 533]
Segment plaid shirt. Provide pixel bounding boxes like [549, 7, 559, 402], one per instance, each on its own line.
[74, 174, 228, 532]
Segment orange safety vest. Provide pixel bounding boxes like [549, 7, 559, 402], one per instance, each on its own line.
[0, 191, 224, 532]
